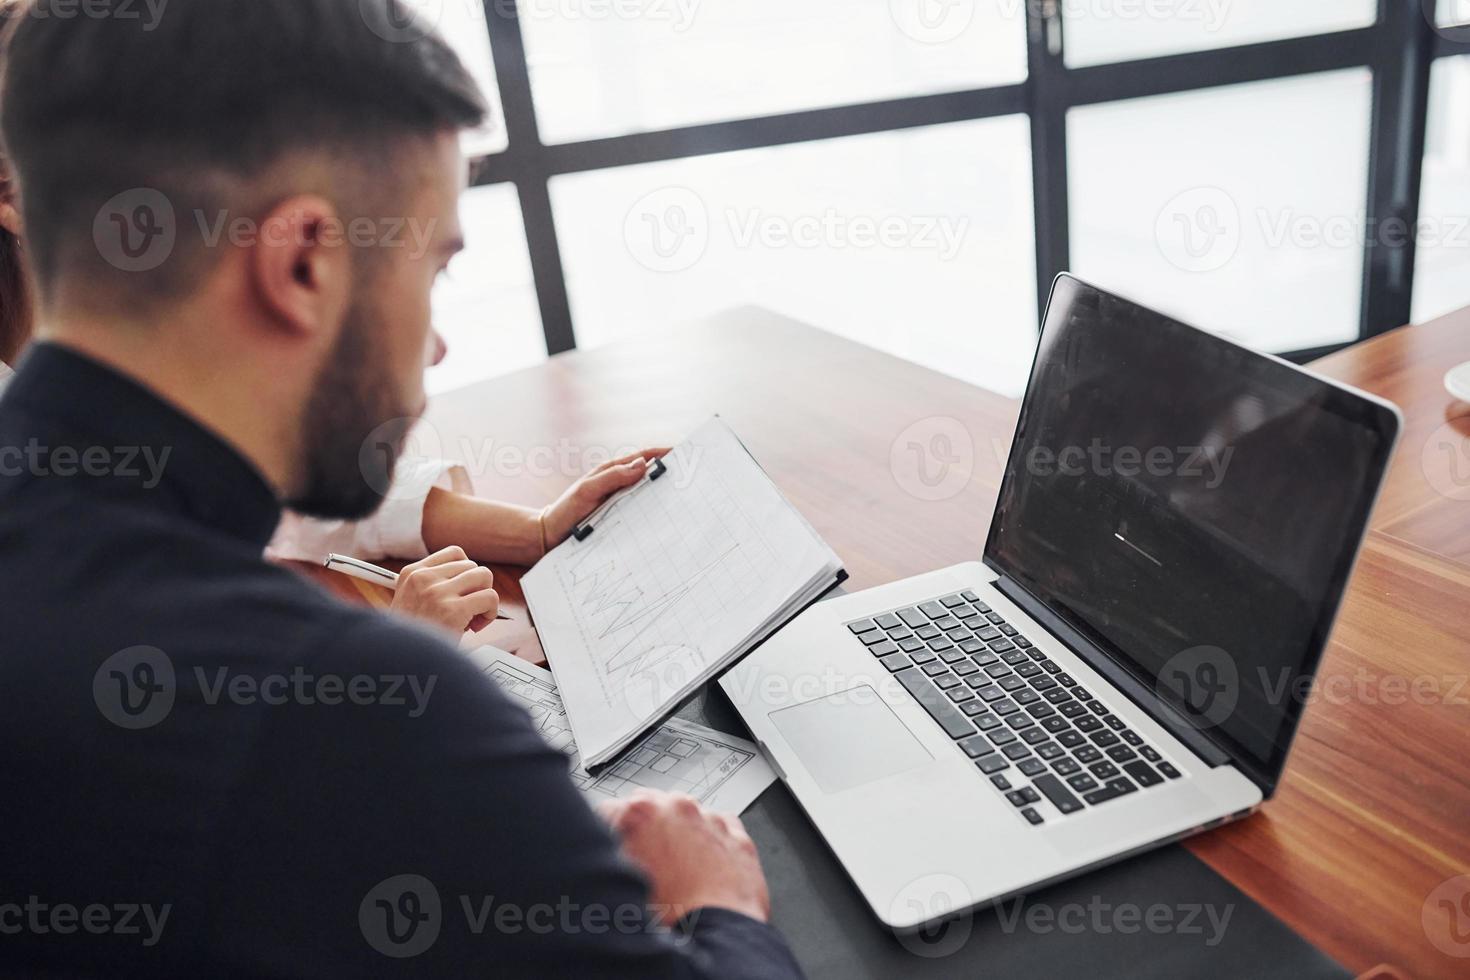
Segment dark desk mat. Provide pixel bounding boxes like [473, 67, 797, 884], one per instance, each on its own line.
[680, 686, 1347, 980]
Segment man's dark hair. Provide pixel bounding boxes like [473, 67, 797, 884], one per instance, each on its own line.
[0, 0, 487, 306]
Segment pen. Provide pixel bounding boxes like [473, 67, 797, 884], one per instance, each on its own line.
[324, 554, 511, 620]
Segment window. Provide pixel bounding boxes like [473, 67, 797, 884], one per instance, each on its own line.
[1413, 55, 1470, 324]
[1064, 0, 1375, 68]
[552, 117, 1037, 394]
[519, 0, 1028, 143]
[439, 3, 1455, 394]
[1070, 70, 1372, 352]
[429, 184, 544, 395]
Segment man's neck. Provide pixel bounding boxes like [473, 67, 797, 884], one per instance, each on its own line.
[38, 318, 301, 500]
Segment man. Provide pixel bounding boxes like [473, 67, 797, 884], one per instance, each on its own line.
[0, 0, 665, 640]
[0, 1, 801, 977]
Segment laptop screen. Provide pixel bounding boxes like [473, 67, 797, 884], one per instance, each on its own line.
[985, 275, 1399, 790]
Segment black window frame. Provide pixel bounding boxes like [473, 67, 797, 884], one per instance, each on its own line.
[470, 0, 1461, 365]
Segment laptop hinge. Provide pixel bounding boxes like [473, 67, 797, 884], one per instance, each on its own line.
[992, 575, 1235, 771]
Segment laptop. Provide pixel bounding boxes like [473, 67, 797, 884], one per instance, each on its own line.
[720, 274, 1401, 931]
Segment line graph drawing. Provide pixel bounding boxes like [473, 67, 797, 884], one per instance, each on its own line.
[520, 418, 843, 765]
[549, 445, 777, 703]
[563, 526, 740, 682]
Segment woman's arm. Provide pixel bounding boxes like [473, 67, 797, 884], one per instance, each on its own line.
[422, 448, 673, 567]
[420, 488, 545, 566]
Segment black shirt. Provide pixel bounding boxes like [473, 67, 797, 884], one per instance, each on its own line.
[0, 343, 803, 979]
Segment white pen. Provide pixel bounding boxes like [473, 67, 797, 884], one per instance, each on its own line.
[324, 554, 511, 619]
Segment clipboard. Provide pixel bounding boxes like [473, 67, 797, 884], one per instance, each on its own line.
[572, 457, 669, 542]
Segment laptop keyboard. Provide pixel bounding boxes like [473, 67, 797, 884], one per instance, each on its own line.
[846, 592, 1182, 826]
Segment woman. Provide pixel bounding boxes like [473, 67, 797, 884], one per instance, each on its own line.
[0, 114, 661, 637]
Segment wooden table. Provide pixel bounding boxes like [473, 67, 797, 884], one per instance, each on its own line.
[305, 307, 1470, 979]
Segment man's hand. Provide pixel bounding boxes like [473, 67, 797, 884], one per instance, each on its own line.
[390, 546, 499, 635]
[541, 448, 672, 551]
[597, 790, 771, 926]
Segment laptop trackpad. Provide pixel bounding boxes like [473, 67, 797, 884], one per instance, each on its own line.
[770, 687, 933, 794]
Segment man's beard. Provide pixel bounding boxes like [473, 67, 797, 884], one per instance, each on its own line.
[284, 295, 417, 521]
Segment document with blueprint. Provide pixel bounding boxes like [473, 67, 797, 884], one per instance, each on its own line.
[469, 646, 776, 813]
[522, 418, 845, 768]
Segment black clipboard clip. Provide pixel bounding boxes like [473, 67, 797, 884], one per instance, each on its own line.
[572, 457, 668, 542]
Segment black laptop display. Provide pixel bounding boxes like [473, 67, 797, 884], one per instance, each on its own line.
[987, 275, 1400, 793]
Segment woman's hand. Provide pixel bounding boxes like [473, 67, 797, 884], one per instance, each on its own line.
[389, 546, 500, 635]
[541, 448, 672, 552]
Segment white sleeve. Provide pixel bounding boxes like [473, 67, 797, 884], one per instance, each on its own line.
[265, 457, 471, 563]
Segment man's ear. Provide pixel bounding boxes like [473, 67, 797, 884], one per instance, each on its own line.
[248, 195, 350, 339]
[0, 199, 22, 237]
